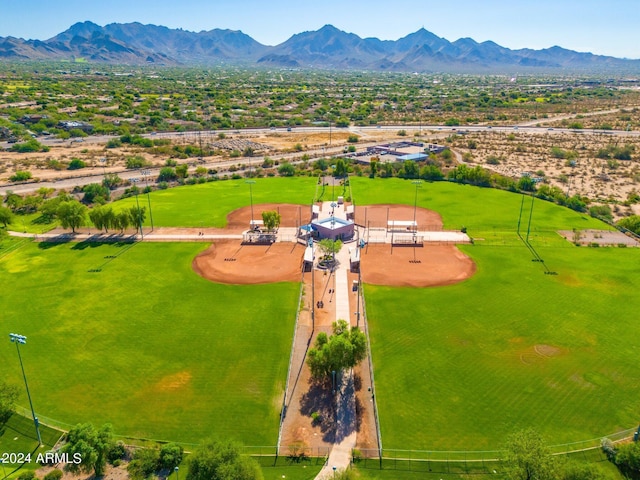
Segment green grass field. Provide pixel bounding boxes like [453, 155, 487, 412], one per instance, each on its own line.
[0, 414, 62, 475]
[0, 240, 299, 445]
[115, 177, 320, 227]
[359, 180, 640, 449]
[2, 176, 639, 453]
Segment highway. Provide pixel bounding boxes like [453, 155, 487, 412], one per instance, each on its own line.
[1, 122, 638, 197]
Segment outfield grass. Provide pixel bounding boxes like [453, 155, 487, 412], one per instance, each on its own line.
[350, 177, 606, 236]
[365, 243, 640, 450]
[0, 241, 299, 445]
[0, 414, 61, 474]
[115, 177, 320, 227]
[3, 177, 638, 453]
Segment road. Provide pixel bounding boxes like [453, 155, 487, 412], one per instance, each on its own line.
[2, 116, 639, 197]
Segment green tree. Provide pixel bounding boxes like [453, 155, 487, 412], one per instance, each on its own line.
[56, 200, 87, 233]
[318, 239, 342, 259]
[278, 162, 295, 176]
[89, 206, 116, 233]
[158, 443, 184, 470]
[420, 164, 443, 181]
[0, 382, 19, 422]
[82, 183, 110, 204]
[333, 158, 348, 178]
[0, 206, 13, 227]
[39, 193, 72, 223]
[261, 210, 281, 232]
[102, 173, 123, 190]
[158, 167, 178, 182]
[614, 441, 640, 478]
[517, 176, 536, 192]
[127, 448, 160, 480]
[503, 429, 558, 480]
[617, 215, 640, 235]
[114, 211, 132, 233]
[369, 160, 378, 178]
[400, 160, 419, 179]
[129, 206, 146, 233]
[176, 164, 189, 179]
[306, 320, 367, 381]
[187, 440, 263, 480]
[62, 423, 114, 476]
[36, 187, 55, 199]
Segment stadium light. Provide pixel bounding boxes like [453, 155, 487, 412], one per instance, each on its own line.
[412, 180, 422, 229]
[130, 178, 144, 239]
[246, 180, 256, 227]
[9, 333, 42, 446]
[140, 170, 154, 232]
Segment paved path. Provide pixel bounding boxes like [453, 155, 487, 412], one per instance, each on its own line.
[313, 202, 357, 479]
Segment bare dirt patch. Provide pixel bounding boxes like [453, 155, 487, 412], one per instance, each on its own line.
[534, 344, 562, 357]
[361, 244, 476, 287]
[193, 241, 304, 285]
[225, 203, 309, 230]
[154, 371, 192, 392]
[354, 204, 443, 229]
[558, 229, 639, 247]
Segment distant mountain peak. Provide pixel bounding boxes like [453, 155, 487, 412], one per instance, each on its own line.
[1, 22, 637, 72]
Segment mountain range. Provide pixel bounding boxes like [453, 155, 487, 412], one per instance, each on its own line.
[1, 21, 638, 73]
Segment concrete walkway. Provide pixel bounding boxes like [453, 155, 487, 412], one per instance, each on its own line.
[313, 202, 357, 479]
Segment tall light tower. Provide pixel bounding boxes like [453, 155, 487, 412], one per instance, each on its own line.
[412, 180, 422, 228]
[246, 180, 256, 228]
[140, 170, 154, 232]
[130, 178, 144, 239]
[9, 333, 42, 446]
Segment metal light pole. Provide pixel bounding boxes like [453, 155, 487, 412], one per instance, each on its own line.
[9, 334, 42, 446]
[130, 178, 143, 239]
[412, 180, 422, 228]
[174, 466, 179, 480]
[141, 170, 154, 232]
[246, 180, 256, 227]
[331, 166, 336, 201]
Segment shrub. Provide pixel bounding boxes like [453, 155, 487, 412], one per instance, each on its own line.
[158, 167, 177, 182]
[11, 139, 44, 153]
[106, 138, 122, 148]
[397, 130, 407, 136]
[347, 134, 359, 143]
[158, 443, 183, 470]
[125, 156, 150, 169]
[107, 441, 127, 463]
[47, 159, 66, 170]
[10, 171, 32, 182]
[43, 469, 63, 480]
[68, 158, 86, 170]
[17, 472, 35, 480]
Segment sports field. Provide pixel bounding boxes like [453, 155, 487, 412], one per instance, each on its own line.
[2, 176, 638, 451]
[353, 179, 640, 449]
[0, 241, 299, 445]
[114, 177, 319, 227]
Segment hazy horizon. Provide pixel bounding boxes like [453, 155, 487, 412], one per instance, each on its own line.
[0, 0, 638, 59]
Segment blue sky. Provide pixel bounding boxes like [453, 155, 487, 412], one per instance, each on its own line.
[0, 0, 638, 59]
